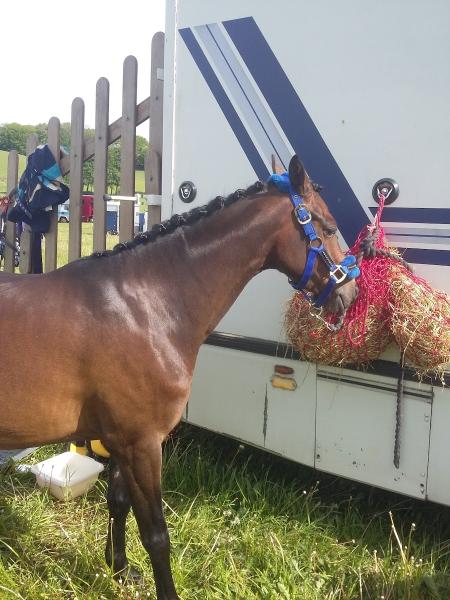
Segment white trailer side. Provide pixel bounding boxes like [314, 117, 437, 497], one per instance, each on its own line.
[162, 0, 450, 505]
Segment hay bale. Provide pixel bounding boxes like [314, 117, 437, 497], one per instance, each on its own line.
[285, 292, 392, 366]
[389, 265, 450, 376]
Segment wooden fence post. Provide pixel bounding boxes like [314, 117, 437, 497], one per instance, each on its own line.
[4, 151, 18, 272]
[145, 32, 164, 228]
[145, 150, 162, 227]
[93, 78, 110, 252]
[19, 134, 38, 273]
[10, 52, 157, 265]
[119, 55, 137, 243]
[69, 98, 84, 262]
[45, 117, 60, 271]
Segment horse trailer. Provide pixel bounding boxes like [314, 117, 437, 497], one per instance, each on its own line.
[161, 0, 450, 505]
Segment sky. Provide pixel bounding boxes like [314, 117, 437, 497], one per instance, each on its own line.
[2, 0, 166, 138]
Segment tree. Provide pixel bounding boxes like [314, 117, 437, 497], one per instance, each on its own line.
[35, 123, 48, 145]
[107, 143, 121, 194]
[0, 123, 36, 154]
[59, 123, 72, 151]
[83, 158, 94, 191]
[135, 135, 149, 171]
[0, 122, 72, 155]
[1, 121, 147, 194]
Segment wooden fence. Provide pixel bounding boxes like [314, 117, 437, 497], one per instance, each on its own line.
[2, 32, 164, 273]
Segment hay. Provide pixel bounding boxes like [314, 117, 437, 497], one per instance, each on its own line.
[284, 226, 396, 367]
[389, 265, 450, 377]
[285, 292, 392, 366]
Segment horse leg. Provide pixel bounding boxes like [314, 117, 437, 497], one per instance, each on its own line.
[118, 438, 179, 600]
[105, 460, 141, 582]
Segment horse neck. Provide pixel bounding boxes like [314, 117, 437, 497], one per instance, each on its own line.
[141, 192, 289, 345]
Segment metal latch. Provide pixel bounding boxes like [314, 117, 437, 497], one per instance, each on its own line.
[371, 178, 400, 204]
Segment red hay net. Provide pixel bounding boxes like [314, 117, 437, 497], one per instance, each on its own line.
[286, 196, 450, 371]
[286, 197, 396, 365]
[343, 198, 392, 348]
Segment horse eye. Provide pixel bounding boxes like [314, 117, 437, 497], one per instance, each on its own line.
[324, 229, 336, 238]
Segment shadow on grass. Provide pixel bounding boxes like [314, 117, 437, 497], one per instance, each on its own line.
[361, 571, 450, 600]
[163, 423, 450, 599]
[165, 423, 450, 538]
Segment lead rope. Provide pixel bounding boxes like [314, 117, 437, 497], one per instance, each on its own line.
[394, 350, 406, 469]
[356, 193, 412, 272]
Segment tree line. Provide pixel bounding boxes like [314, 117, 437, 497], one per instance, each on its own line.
[0, 122, 149, 193]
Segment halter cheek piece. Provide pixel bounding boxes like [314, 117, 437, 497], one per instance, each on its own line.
[268, 173, 360, 308]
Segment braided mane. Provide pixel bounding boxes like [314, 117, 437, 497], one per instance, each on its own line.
[89, 181, 265, 259]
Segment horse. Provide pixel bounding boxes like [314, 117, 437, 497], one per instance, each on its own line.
[0, 155, 358, 599]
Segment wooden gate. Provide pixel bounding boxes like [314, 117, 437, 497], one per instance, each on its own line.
[2, 32, 164, 273]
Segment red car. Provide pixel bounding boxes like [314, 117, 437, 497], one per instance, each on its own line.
[81, 194, 94, 222]
[58, 195, 94, 223]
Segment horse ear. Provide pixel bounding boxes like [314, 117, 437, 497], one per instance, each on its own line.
[288, 155, 307, 194]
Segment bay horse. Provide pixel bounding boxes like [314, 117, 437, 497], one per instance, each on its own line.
[0, 156, 357, 599]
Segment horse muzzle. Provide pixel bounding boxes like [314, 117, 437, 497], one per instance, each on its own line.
[326, 279, 359, 315]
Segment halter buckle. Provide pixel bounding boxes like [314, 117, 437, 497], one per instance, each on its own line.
[330, 265, 348, 284]
[294, 205, 311, 225]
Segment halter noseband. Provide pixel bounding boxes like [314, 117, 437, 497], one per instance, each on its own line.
[269, 173, 359, 308]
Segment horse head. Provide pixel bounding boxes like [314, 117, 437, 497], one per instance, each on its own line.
[267, 155, 359, 317]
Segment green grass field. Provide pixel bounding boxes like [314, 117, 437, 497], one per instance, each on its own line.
[0, 425, 449, 599]
[135, 169, 145, 193]
[0, 223, 119, 272]
[0, 150, 26, 195]
[50, 222, 117, 269]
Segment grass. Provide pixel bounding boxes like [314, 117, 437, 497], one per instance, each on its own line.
[0, 424, 449, 599]
[47, 222, 118, 269]
[135, 169, 145, 193]
[0, 221, 117, 273]
[0, 150, 26, 195]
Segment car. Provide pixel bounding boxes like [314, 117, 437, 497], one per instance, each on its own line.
[58, 204, 69, 223]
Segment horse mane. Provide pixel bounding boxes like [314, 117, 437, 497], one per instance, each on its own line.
[89, 180, 265, 259]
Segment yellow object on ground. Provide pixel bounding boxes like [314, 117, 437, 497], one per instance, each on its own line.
[89, 439, 110, 458]
[70, 442, 88, 456]
[70, 440, 110, 459]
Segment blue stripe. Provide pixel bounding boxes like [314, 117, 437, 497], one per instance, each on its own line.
[369, 206, 450, 224]
[372, 205, 450, 264]
[205, 24, 288, 169]
[179, 27, 270, 181]
[390, 233, 450, 239]
[223, 17, 369, 245]
[401, 248, 450, 266]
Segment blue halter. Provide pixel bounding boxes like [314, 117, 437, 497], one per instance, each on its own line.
[268, 173, 360, 308]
